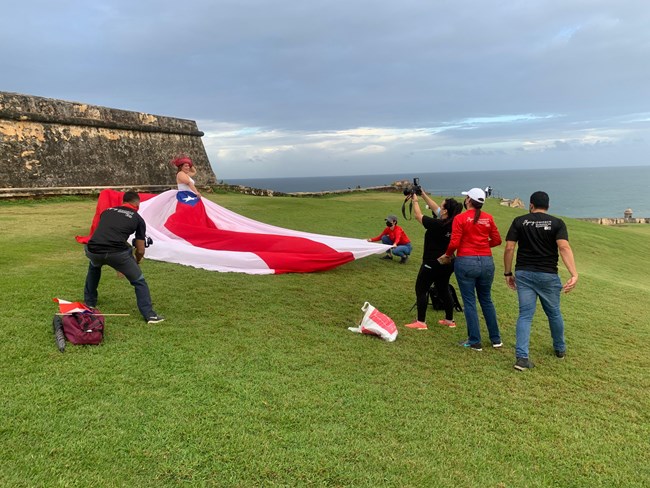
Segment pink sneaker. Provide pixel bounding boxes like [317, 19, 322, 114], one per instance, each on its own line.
[404, 321, 428, 330]
[438, 319, 456, 328]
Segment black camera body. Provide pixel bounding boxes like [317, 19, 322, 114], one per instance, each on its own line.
[403, 177, 423, 197]
[132, 236, 154, 248]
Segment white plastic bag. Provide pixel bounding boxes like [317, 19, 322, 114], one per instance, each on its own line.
[348, 302, 398, 342]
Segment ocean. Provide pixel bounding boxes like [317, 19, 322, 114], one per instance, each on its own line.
[225, 165, 650, 218]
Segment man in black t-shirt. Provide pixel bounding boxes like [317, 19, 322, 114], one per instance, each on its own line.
[84, 191, 164, 324]
[504, 191, 578, 371]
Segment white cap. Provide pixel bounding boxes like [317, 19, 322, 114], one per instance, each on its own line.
[461, 187, 486, 203]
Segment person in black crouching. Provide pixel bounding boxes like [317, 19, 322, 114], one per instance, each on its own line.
[83, 191, 164, 324]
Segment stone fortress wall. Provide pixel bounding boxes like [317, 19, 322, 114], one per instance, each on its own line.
[0, 91, 217, 197]
[577, 217, 650, 225]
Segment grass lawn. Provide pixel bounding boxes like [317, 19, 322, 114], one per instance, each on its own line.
[0, 191, 648, 487]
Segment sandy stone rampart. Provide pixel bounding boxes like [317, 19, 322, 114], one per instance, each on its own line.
[0, 91, 216, 194]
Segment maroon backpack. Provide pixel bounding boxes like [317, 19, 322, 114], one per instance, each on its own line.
[59, 311, 105, 345]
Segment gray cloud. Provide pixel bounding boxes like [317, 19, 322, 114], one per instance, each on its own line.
[2, 0, 650, 177]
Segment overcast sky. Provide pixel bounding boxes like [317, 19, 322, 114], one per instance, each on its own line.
[2, 0, 650, 178]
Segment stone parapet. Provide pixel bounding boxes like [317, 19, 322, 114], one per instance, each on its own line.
[0, 91, 217, 193]
[577, 217, 650, 225]
[0, 185, 175, 199]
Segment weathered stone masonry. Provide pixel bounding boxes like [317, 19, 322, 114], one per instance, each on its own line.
[0, 91, 217, 196]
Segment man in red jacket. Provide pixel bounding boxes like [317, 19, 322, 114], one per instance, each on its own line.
[368, 215, 412, 264]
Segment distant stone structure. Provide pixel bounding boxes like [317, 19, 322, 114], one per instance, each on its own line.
[0, 91, 217, 197]
[500, 197, 525, 209]
[579, 217, 650, 225]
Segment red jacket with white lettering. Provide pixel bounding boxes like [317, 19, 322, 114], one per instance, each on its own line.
[445, 209, 501, 257]
[370, 225, 411, 246]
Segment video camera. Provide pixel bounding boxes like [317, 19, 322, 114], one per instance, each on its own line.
[403, 177, 423, 198]
[401, 177, 423, 219]
[131, 236, 154, 248]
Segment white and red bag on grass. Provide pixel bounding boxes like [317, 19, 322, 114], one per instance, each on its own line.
[348, 302, 398, 342]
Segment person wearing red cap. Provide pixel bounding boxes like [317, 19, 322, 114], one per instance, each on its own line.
[439, 187, 502, 351]
[173, 156, 201, 197]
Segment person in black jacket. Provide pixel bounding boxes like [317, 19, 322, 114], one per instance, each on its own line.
[83, 191, 164, 324]
[404, 191, 463, 330]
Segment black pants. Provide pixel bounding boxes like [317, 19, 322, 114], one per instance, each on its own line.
[415, 260, 454, 323]
[84, 247, 155, 320]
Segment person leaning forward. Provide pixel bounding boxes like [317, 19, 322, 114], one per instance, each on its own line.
[83, 191, 164, 324]
[503, 191, 578, 371]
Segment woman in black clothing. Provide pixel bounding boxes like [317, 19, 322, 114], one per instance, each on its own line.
[404, 191, 463, 330]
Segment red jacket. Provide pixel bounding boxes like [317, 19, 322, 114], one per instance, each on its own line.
[370, 225, 410, 245]
[446, 209, 501, 256]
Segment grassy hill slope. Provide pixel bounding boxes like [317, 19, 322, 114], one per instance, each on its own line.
[0, 192, 648, 487]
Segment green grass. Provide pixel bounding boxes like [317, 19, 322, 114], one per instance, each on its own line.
[1, 192, 648, 487]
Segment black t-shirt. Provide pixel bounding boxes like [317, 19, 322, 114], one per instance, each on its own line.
[87, 205, 147, 253]
[421, 215, 453, 262]
[505, 212, 569, 273]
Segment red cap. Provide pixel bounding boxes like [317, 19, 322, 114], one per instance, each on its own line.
[172, 156, 193, 168]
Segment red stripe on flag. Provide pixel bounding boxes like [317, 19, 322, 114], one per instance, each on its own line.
[53, 298, 93, 314]
[164, 200, 354, 273]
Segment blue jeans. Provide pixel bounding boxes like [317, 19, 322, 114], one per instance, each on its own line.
[454, 256, 501, 345]
[84, 247, 156, 320]
[514, 270, 566, 358]
[381, 235, 412, 258]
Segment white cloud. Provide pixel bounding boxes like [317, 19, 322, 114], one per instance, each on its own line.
[2, 1, 650, 177]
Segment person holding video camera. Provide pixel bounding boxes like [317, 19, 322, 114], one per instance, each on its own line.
[439, 188, 502, 351]
[367, 215, 412, 263]
[83, 191, 164, 324]
[404, 191, 464, 330]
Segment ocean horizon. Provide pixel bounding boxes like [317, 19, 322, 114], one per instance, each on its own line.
[224, 165, 650, 219]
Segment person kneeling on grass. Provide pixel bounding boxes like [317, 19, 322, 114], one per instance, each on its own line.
[404, 191, 463, 330]
[367, 215, 412, 264]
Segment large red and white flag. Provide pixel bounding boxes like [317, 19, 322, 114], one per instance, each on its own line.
[77, 190, 391, 274]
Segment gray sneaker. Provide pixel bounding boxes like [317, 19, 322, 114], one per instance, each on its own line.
[459, 340, 483, 351]
[514, 357, 535, 371]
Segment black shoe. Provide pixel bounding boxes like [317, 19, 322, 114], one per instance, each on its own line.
[555, 350, 566, 359]
[514, 357, 535, 371]
[381, 254, 393, 260]
[399, 256, 409, 264]
[147, 315, 165, 324]
[459, 340, 483, 351]
[492, 342, 503, 349]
